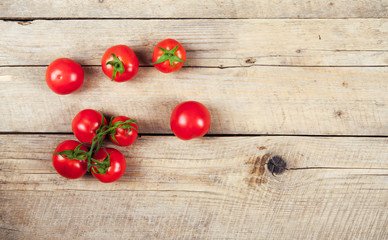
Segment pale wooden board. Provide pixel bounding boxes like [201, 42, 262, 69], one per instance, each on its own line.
[1, 66, 387, 135]
[0, 135, 387, 239]
[1, 0, 387, 19]
[1, 3, 387, 239]
[0, 19, 387, 67]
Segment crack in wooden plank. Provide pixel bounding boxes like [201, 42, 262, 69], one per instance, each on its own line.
[289, 167, 388, 170]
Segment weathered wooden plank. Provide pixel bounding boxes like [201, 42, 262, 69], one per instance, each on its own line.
[1, 66, 387, 135]
[0, 135, 387, 239]
[0, 19, 387, 66]
[1, 0, 387, 19]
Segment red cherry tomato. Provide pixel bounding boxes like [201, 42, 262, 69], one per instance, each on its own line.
[152, 39, 186, 73]
[52, 140, 88, 179]
[91, 148, 126, 183]
[109, 116, 138, 147]
[46, 58, 84, 95]
[72, 109, 107, 144]
[101, 45, 139, 82]
[170, 101, 211, 140]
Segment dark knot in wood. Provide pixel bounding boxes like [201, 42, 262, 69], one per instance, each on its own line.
[267, 156, 287, 175]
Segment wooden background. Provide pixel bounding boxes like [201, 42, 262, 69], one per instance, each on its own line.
[0, 1, 387, 239]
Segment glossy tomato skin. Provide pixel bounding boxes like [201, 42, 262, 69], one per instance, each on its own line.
[152, 39, 186, 73]
[72, 109, 107, 144]
[52, 140, 88, 179]
[46, 58, 84, 95]
[170, 101, 211, 140]
[101, 45, 139, 82]
[109, 116, 138, 147]
[92, 148, 126, 183]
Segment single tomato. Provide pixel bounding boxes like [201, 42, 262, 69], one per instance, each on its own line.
[170, 101, 211, 140]
[52, 140, 88, 179]
[72, 109, 107, 144]
[101, 45, 139, 82]
[46, 58, 84, 95]
[109, 116, 138, 147]
[91, 148, 126, 183]
[152, 39, 186, 73]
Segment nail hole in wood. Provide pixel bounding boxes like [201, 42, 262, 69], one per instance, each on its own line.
[245, 58, 256, 64]
[18, 21, 32, 26]
[335, 110, 343, 118]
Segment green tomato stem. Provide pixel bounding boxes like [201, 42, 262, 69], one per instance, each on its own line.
[106, 53, 125, 81]
[152, 44, 187, 67]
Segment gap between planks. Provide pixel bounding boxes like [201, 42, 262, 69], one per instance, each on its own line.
[1, 132, 388, 138]
[0, 65, 387, 68]
[3, 17, 388, 21]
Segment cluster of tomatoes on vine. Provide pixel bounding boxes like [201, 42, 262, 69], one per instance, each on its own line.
[47, 39, 211, 183]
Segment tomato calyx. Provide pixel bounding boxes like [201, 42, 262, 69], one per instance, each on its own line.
[90, 152, 111, 175]
[152, 45, 187, 67]
[54, 142, 88, 161]
[108, 117, 137, 145]
[106, 53, 125, 81]
[54, 142, 109, 175]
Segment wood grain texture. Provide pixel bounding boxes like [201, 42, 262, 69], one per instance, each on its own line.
[0, 135, 387, 239]
[1, 2, 388, 239]
[1, 0, 387, 19]
[0, 19, 387, 67]
[1, 66, 387, 135]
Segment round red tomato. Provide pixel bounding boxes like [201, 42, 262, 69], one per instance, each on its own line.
[46, 58, 84, 95]
[109, 116, 138, 147]
[170, 101, 211, 140]
[101, 45, 139, 82]
[152, 39, 186, 73]
[52, 140, 88, 179]
[91, 148, 126, 183]
[72, 109, 107, 144]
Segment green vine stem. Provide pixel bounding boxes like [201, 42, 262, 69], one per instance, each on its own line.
[54, 112, 137, 175]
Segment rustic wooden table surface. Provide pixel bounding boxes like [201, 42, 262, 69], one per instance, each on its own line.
[0, 1, 387, 239]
